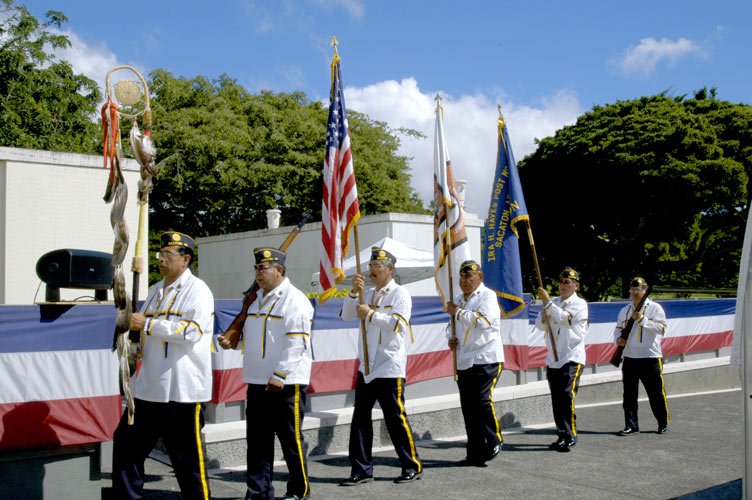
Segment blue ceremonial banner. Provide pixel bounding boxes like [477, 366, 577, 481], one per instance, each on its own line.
[483, 113, 529, 317]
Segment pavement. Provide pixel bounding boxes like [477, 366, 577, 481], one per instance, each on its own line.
[101, 388, 744, 499]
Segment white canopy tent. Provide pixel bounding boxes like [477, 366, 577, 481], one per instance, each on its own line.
[311, 236, 435, 288]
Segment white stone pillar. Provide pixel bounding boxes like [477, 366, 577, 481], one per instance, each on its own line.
[266, 209, 281, 229]
[455, 179, 467, 211]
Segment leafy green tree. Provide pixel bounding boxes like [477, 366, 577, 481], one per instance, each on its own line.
[147, 69, 427, 238]
[0, 0, 100, 153]
[518, 89, 752, 300]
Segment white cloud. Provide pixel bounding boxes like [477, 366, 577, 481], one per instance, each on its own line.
[255, 14, 276, 34]
[309, 0, 365, 20]
[345, 78, 582, 217]
[53, 30, 119, 91]
[246, 0, 364, 34]
[281, 64, 306, 90]
[0, 11, 125, 100]
[610, 37, 702, 76]
[45, 28, 150, 108]
[49, 24, 582, 220]
[332, 0, 365, 19]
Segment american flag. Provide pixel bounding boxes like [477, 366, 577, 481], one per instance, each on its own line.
[319, 56, 360, 303]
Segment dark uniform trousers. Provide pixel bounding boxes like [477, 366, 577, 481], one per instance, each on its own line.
[546, 362, 583, 441]
[245, 383, 310, 500]
[349, 372, 422, 477]
[622, 356, 670, 430]
[112, 399, 211, 500]
[457, 362, 503, 460]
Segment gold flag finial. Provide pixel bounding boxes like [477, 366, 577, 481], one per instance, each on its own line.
[330, 35, 340, 65]
[435, 93, 443, 113]
[497, 104, 506, 132]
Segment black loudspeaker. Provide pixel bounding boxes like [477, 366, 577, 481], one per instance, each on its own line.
[35, 249, 115, 302]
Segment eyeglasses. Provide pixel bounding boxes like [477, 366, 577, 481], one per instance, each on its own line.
[368, 262, 386, 270]
[559, 279, 574, 285]
[629, 287, 644, 293]
[254, 264, 273, 272]
[155, 251, 181, 260]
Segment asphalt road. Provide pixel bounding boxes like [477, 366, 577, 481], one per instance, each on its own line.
[101, 389, 744, 499]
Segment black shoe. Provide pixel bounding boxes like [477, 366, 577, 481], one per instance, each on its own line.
[458, 457, 486, 467]
[549, 438, 566, 450]
[556, 439, 573, 453]
[279, 495, 309, 500]
[618, 427, 639, 436]
[486, 443, 501, 462]
[565, 437, 577, 448]
[394, 470, 422, 483]
[657, 424, 668, 434]
[339, 473, 373, 486]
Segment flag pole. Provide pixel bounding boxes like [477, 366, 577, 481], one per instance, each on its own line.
[524, 219, 558, 362]
[437, 96, 459, 381]
[353, 225, 370, 375]
[331, 36, 369, 376]
[445, 203, 459, 381]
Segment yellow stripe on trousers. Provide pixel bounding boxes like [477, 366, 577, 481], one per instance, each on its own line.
[397, 379, 421, 472]
[194, 403, 210, 500]
[489, 363, 503, 442]
[570, 364, 583, 437]
[294, 385, 309, 497]
[658, 358, 670, 424]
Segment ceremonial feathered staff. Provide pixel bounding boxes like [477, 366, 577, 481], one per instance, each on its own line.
[102, 65, 157, 425]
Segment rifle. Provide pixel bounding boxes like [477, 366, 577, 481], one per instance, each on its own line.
[609, 286, 651, 367]
[218, 210, 311, 349]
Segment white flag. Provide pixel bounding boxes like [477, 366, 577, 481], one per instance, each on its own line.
[432, 104, 472, 309]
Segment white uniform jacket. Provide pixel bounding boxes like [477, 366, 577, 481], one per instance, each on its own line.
[446, 283, 504, 371]
[341, 279, 412, 384]
[534, 293, 588, 368]
[613, 298, 667, 358]
[240, 277, 314, 386]
[134, 269, 215, 403]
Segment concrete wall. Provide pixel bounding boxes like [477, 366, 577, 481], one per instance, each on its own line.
[197, 212, 485, 299]
[0, 444, 102, 500]
[0, 147, 146, 304]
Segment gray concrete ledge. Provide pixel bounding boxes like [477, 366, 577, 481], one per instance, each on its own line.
[0, 443, 102, 500]
[0, 146, 139, 171]
[202, 356, 741, 469]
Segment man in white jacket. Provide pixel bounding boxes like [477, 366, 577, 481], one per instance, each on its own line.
[446, 260, 504, 467]
[113, 231, 214, 500]
[535, 267, 588, 452]
[614, 276, 669, 436]
[219, 247, 314, 500]
[339, 247, 423, 486]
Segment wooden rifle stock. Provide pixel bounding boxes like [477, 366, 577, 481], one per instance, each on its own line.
[220, 210, 311, 347]
[609, 286, 651, 367]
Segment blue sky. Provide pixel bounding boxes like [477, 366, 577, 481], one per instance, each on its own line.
[19, 0, 752, 215]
